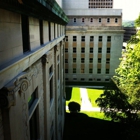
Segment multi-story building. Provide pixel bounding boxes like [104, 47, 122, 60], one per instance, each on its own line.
[89, 0, 113, 8]
[0, 0, 68, 140]
[63, 0, 124, 84]
[123, 27, 137, 42]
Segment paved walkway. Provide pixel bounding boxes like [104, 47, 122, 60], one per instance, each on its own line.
[66, 88, 101, 112]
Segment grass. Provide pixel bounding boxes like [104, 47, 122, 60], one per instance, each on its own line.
[87, 88, 104, 107]
[66, 87, 81, 106]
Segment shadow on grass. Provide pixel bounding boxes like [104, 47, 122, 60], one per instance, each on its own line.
[63, 112, 127, 140]
[68, 101, 81, 113]
[66, 87, 72, 101]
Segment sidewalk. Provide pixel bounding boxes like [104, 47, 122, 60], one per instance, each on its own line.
[66, 88, 101, 112]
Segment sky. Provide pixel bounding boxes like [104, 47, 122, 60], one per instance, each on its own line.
[114, 0, 140, 20]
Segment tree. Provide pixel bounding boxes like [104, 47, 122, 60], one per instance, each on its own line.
[95, 89, 137, 123]
[113, 16, 140, 110]
[135, 14, 140, 27]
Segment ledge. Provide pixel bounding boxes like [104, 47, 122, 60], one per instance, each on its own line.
[0, 35, 65, 89]
[0, 0, 68, 25]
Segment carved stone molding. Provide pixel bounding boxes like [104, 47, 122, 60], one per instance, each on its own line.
[42, 54, 48, 65]
[42, 52, 53, 65]
[0, 72, 30, 108]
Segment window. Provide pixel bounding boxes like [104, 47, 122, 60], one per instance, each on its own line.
[81, 69, 84, 73]
[65, 36, 68, 41]
[65, 69, 68, 73]
[97, 78, 101, 81]
[21, 15, 30, 52]
[107, 18, 110, 23]
[90, 36, 94, 41]
[49, 65, 53, 76]
[90, 48, 93, 53]
[98, 36, 102, 42]
[81, 58, 85, 63]
[115, 18, 118, 23]
[106, 58, 110, 64]
[97, 69, 101, 74]
[28, 88, 39, 140]
[49, 65, 53, 102]
[28, 88, 38, 110]
[50, 77, 53, 102]
[98, 48, 102, 53]
[99, 18, 101, 23]
[73, 78, 77, 81]
[107, 36, 111, 42]
[81, 78, 85, 81]
[57, 64, 59, 81]
[106, 69, 110, 74]
[73, 58, 76, 63]
[89, 69, 92, 73]
[81, 36, 85, 42]
[82, 18, 84, 22]
[73, 48, 76, 53]
[48, 22, 51, 41]
[54, 23, 55, 39]
[39, 20, 44, 45]
[89, 78, 92, 81]
[65, 59, 68, 63]
[98, 58, 101, 63]
[107, 48, 110, 53]
[81, 48, 85, 53]
[29, 107, 39, 140]
[73, 36, 77, 41]
[73, 68, 76, 73]
[65, 78, 69, 81]
[89, 58, 93, 63]
[90, 18, 93, 22]
[74, 18, 76, 22]
[65, 48, 68, 52]
[57, 55, 59, 62]
[105, 79, 109, 81]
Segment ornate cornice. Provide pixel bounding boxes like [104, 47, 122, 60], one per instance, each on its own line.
[0, 0, 68, 25]
[0, 73, 30, 108]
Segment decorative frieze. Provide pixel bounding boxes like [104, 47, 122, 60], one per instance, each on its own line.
[0, 61, 41, 107]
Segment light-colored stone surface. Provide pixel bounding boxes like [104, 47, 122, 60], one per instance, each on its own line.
[0, 7, 66, 140]
[65, 28, 124, 82]
[29, 17, 40, 51]
[0, 35, 65, 89]
[64, 0, 124, 83]
[80, 88, 93, 110]
[0, 9, 22, 65]
[43, 21, 49, 43]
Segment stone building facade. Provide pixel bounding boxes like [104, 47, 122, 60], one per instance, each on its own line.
[63, 0, 124, 83]
[0, 0, 68, 140]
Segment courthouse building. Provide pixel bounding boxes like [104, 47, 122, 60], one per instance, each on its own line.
[0, 0, 68, 140]
[63, 0, 124, 83]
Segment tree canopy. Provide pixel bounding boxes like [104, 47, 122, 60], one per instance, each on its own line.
[113, 16, 140, 110]
[135, 14, 140, 27]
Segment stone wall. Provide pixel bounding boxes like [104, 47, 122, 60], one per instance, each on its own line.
[0, 9, 22, 65]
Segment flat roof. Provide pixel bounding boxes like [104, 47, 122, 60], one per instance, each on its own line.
[63, 9, 122, 16]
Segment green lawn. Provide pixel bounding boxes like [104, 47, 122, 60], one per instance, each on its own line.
[87, 89, 104, 107]
[66, 87, 81, 106]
